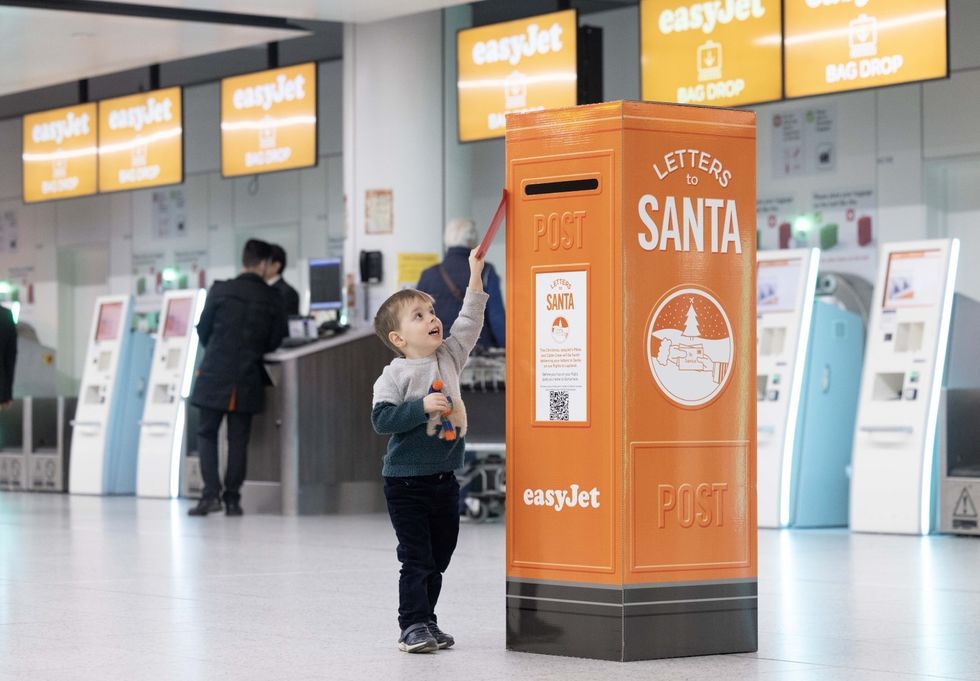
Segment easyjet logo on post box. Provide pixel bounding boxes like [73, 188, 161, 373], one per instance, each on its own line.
[22, 104, 98, 203]
[523, 484, 601, 512]
[784, 0, 947, 98]
[221, 63, 317, 177]
[641, 0, 781, 107]
[98, 87, 183, 193]
[457, 10, 577, 143]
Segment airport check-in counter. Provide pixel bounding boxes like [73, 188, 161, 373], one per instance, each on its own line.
[238, 326, 391, 515]
[851, 239, 980, 534]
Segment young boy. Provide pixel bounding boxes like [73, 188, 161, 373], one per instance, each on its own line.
[371, 249, 488, 654]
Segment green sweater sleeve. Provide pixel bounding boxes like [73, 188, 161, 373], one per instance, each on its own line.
[372, 399, 427, 435]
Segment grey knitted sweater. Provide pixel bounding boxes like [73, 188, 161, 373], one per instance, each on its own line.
[371, 289, 489, 477]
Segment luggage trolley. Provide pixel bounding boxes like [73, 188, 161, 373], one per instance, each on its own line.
[457, 348, 506, 521]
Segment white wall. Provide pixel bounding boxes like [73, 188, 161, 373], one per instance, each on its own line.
[344, 11, 445, 316]
[0, 61, 344, 387]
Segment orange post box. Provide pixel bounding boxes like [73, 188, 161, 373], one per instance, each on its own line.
[505, 101, 757, 661]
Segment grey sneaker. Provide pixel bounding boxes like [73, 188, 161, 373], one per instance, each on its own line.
[398, 623, 438, 653]
[427, 621, 454, 649]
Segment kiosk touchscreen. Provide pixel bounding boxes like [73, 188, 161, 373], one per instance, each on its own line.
[851, 239, 980, 534]
[69, 295, 154, 495]
[757, 250, 864, 528]
[136, 290, 205, 498]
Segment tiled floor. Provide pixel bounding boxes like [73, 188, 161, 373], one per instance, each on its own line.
[0, 493, 978, 680]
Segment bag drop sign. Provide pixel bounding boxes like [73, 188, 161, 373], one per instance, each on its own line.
[535, 270, 588, 423]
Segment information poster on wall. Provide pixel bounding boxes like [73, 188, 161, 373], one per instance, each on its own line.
[175, 250, 209, 290]
[785, 0, 948, 98]
[221, 63, 317, 177]
[640, 0, 782, 107]
[457, 10, 578, 143]
[535, 270, 587, 423]
[98, 87, 183, 193]
[0, 210, 18, 254]
[808, 188, 877, 278]
[757, 195, 797, 250]
[365, 189, 393, 234]
[152, 189, 188, 239]
[771, 105, 836, 179]
[132, 252, 166, 301]
[397, 252, 440, 289]
[22, 103, 98, 203]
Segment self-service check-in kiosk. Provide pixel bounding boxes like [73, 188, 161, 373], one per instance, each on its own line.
[851, 239, 980, 534]
[757, 250, 864, 528]
[506, 102, 757, 661]
[136, 290, 204, 498]
[69, 295, 154, 495]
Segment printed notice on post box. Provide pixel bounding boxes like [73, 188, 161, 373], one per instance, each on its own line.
[535, 271, 587, 423]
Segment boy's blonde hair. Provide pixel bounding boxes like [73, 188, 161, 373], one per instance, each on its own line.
[374, 288, 436, 356]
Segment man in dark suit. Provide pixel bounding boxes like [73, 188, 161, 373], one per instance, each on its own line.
[188, 239, 287, 517]
[268, 244, 300, 317]
[0, 304, 16, 409]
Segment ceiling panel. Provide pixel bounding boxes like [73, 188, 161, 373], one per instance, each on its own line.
[0, 6, 306, 99]
[96, 0, 472, 24]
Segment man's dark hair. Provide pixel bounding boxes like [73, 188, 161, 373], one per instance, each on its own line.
[269, 244, 287, 271]
[242, 239, 272, 268]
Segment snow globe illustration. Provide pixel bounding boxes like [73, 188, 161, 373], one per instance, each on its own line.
[646, 286, 734, 408]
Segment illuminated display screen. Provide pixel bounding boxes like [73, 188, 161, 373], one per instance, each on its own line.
[98, 87, 183, 193]
[163, 297, 193, 339]
[22, 104, 98, 203]
[457, 10, 578, 143]
[221, 63, 317, 177]
[784, 0, 948, 98]
[882, 249, 943, 310]
[757, 258, 803, 314]
[641, 0, 782, 107]
[95, 302, 123, 342]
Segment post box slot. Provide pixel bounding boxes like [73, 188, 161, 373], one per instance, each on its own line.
[524, 178, 599, 196]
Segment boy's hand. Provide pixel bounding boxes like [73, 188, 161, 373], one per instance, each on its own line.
[423, 392, 450, 415]
[468, 248, 485, 293]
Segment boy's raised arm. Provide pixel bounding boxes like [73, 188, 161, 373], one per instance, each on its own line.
[445, 249, 490, 367]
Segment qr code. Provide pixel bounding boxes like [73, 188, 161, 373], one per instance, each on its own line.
[549, 390, 570, 421]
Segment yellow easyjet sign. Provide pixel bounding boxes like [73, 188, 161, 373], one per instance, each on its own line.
[221, 63, 317, 177]
[785, 0, 947, 98]
[22, 104, 98, 203]
[641, 0, 782, 107]
[98, 87, 183, 193]
[457, 10, 578, 143]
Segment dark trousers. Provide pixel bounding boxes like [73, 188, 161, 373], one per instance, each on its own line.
[384, 472, 460, 631]
[197, 407, 253, 504]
